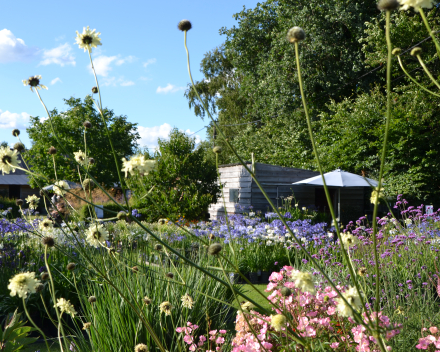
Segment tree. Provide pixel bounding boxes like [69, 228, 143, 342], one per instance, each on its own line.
[25, 96, 140, 188]
[130, 129, 220, 222]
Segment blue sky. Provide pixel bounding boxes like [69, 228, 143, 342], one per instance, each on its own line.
[0, 0, 259, 150]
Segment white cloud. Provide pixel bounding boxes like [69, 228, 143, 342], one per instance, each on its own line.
[138, 123, 173, 147]
[40, 43, 75, 66]
[0, 110, 30, 129]
[183, 129, 202, 144]
[101, 76, 136, 87]
[91, 55, 118, 77]
[156, 84, 185, 94]
[51, 77, 62, 85]
[120, 80, 135, 87]
[0, 29, 38, 63]
[143, 58, 156, 67]
[116, 55, 136, 65]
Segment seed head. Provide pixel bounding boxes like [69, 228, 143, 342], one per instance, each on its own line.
[411, 47, 422, 56]
[135, 343, 149, 352]
[165, 272, 174, 279]
[13, 143, 25, 152]
[287, 27, 306, 43]
[89, 157, 95, 165]
[42, 236, 55, 247]
[82, 178, 93, 191]
[83, 322, 92, 330]
[213, 146, 222, 154]
[35, 283, 44, 293]
[48, 146, 57, 155]
[132, 266, 139, 273]
[208, 243, 222, 255]
[358, 267, 367, 277]
[16, 199, 23, 206]
[324, 295, 330, 302]
[12, 129, 20, 137]
[66, 263, 76, 271]
[83, 120, 92, 129]
[41, 272, 49, 280]
[88, 296, 97, 303]
[392, 48, 402, 55]
[143, 296, 152, 305]
[178, 20, 192, 31]
[154, 244, 163, 251]
[280, 287, 292, 297]
[208, 233, 215, 240]
[117, 211, 128, 220]
[377, 0, 400, 11]
[158, 218, 167, 225]
[91, 86, 99, 94]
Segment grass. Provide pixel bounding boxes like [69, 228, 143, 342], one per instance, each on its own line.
[22, 342, 61, 352]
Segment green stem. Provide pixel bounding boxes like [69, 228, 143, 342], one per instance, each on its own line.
[22, 297, 52, 352]
[416, 54, 440, 89]
[419, 9, 440, 60]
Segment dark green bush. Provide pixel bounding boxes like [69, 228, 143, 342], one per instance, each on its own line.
[0, 197, 21, 218]
[78, 202, 128, 220]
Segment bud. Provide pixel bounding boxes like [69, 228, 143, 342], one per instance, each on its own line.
[377, 0, 399, 11]
[16, 199, 23, 206]
[82, 179, 93, 191]
[358, 267, 367, 277]
[392, 48, 402, 55]
[89, 157, 95, 165]
[41, 272, 49, 280]
[165, 272, 174, 279]
[280, 287, 292, 297]
[158, 218, 167, 225]
[208, 233, 215, 240]
[88, 296, 97, 303]
[135, 343, 149, 352]
[35, 283, 44, 293]
[213, 146, 222, 154]
[48, 146, 57, 155]
[323, 295, 330, 302]
[178, 20, 192, 32]
[83, 322, 92, 330]
[411, 47, 422, 56]
[91, 86, 99, 94]
[132, 266, 139, 273]
[117, 211, 127, 220]
[154, 244, 163, 251]
[83, 120, 92, 129]
[13, 142, 25, 152]
[66, 263, 76, 271]
[287, 27, 306, 43]
[208, 243, 222, 255]
[42, 236, 55, 247]
[12, 129, 20, 137]
[143, 296, 152, 305]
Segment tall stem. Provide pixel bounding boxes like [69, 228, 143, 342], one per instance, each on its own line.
[22, 297, 52, 352]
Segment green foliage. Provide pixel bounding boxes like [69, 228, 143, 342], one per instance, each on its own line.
[25, 96, 140, 188]
[0, 198, 20, 218]
[78, 202, 127, 220]
[0, 310, 38, 352]
[130, 129, 220, 222]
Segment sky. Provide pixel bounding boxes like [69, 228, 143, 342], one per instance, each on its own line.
[0, 0, 260, 150]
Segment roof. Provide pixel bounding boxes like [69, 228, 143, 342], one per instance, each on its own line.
[0, 175, 30, 185]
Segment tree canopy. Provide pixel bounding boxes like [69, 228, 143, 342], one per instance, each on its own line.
[25, 96, 140, 188]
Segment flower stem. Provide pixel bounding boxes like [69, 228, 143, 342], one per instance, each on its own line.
[22, 297, 52, 352]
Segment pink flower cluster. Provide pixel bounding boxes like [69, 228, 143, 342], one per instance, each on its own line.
[176, 322, 227, 351]
[416, 326, 440, 350]
[232, 267, 400, 351]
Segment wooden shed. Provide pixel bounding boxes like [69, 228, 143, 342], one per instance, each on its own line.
[208, 162, 370, 223]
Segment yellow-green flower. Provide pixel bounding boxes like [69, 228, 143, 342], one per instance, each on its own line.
[75, 26, 102, 52]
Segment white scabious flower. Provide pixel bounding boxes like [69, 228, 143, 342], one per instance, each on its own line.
[74, 150, 92, 166]
[8, 272, 40, 298]
[340, 232, 359, 250]
[85, 223, 109, 247]
[240, 301, 255, 312]
[399, 0, 434, 11]
[121, 155, 157, 177]
[55, 298, 77, 317]
[290, 270, 316, 294]
[26, 194, 40, 210]
[0, 147, 21, 175]
[75, 26, 102, 52]
[270, 314, 287, 332]
[53, 180, 70, 196]
[22, 75, 48, 92]
[181, 293, 194, 309]
[159, 301, 172, 316]
[335, 286, 362, 317]
[39, 219, 53, 232]
[404, 218, 412, 225]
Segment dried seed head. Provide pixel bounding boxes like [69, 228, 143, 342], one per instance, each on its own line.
[154, 244, 163, 251]
[13, 142, 25, 152]
[165, 272, 174, 279]
[178, 20, 192, 31]
[287, 27, 306, 43]
[323, 295, 330, 302]
[82, 178, 93, 191]
[41, 272, 49, 280]
[42, 236, 55, 247]
[358, 267, 367, 277]
[143, 296, 152, 305]
[392, 48, 402, 55]
[39, 189, 48, 198]
[35, 283, 44, 293]
[89, 157, 95, 165]
[91, 86, 99, 94]
[377, 0, 399, 11]
[158, 218, 167, 225]
[12, 129, 20, 137]
[83, 322, 92, 330]
[117, 211, 128, 220]
[213, 146, 222, 154]
[48, 146, 57, 155]
[83, 120, 92, 129]
[66, 263, 76, 271]
[208, 243, 222, 255]
[280, 287, 292, 297]
[88, 296, 97, 303]
[132, 266, 139, 273]
[411, 47, 422, 56]
[135, 343, 149, 352]
[208, 233, 215, 240]
[16, 199, 23, 206]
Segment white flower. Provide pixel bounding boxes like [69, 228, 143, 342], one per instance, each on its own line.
[75, 26, 102, 52]
[404, 218, 412, 225]
[290, 270, 315, 294]
[399, 0, 434, 11]
[22, 75, 48, 92]
[53, 180, 70, 196]
[55, 298, 77, 317]
[85, 223, 109, 247]
[335, 286, 362, 317]
[240, 301, 255, 312]
[340, 232, 359, 250]
[121, 155, 157, 178]
[0, 147, 21, 175]
[159, 301, 172, 316]
[8, 272, 40, 298]
[39, 219, 53, 232]
[181, 293, 194, 309]
[302, 207, 307, 211]
[270, 314, 287, 332]
[74, 150, 92, 166]
[249, 212, 255, 217]
[26, 195, 40, 210]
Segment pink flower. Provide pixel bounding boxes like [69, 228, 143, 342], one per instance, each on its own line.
[189, 344, 196, 351]
[269, 272, 284, 282]
[327, 306, 336, 315]
[209, 330, 218, 335]
[184, 335, 194, 345]
[176, 327, 183, 333]
[430, 327, 439, 334]
[216, 337, 225, 344]
[330, 342, 339, 349]
[219, 330, 227, 334]
[199, 336, 207, 342]
[297, 317, 309, 331]
[416, 337, 432, 349]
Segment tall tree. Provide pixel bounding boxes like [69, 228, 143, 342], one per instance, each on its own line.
[26, 96, 140, 188]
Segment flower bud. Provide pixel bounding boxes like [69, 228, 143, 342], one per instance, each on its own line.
[154, 244, 163, 251]
[91, 86, 99, 94]
[392, 48, 402, 55]
[89, 157, 95, 165]
[208, 243, 222, 255]
[143, 296, 151, 305]
[66, 263, 76, 271]
[117, 211, 127, 220]
[12, 129, 20, 137]
[88, 296, 97, 303]
[83, 322, 92, 330]
[132, 266, 139, 273]
[209, 233, 215, 240]
[83, 120, 92, 129]
[82, 178, 93, 191]
[411, 47, 422, 56]
[48, 146, 57, 155]
[16, 199, 23, 206]
[165, 272, 174, 279]
[13, 142, 25, 152]
[178, 20, 192, 31]
[280, 287, 292, 297]
[41, 272, 49, 280]
[287, 27, 306, 43]
[42, 236, 55, 247]
[358, 267, 367, 277]
[158, 218, 167, 225]
[135, 344, 149, 352]
[35, 283, 44, 293]
[213, 146, 222, 154]
[377, 0, 399, 11]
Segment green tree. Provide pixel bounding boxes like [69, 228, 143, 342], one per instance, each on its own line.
[25, 96, 140, 188]
[130, 129, 220, 222]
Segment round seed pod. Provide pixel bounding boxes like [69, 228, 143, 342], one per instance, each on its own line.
[13, 142, 25, 152]
[392, 48, 402, 55]
[48, 146, 57, 155]
[280, 287, 292, 297]
[178, 20, 192, 31]
[89, 157, 95, 165]
[286, 27, 306, 43]
[143, 296, 151, 305]
[165, 272, 174, 279]
[208, 243, 222, 255]
[16, 199, 23, 206]
[411, 47, 422, 56]
[154, 244, 163, 251]
[42, 236, 55, 247]
[66, 263, 76, 271]
[35, 283, 44, 293]
[132, 266, 139, 273]
[88, 296, 97, 303]
[12, 129, 20, 137]
[213, 146, 222, 154]
[41, 272, 49, 280]
[377, 0, 399, 11]
[83, 121, 92, 129]
[91, 87, 99, 94]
